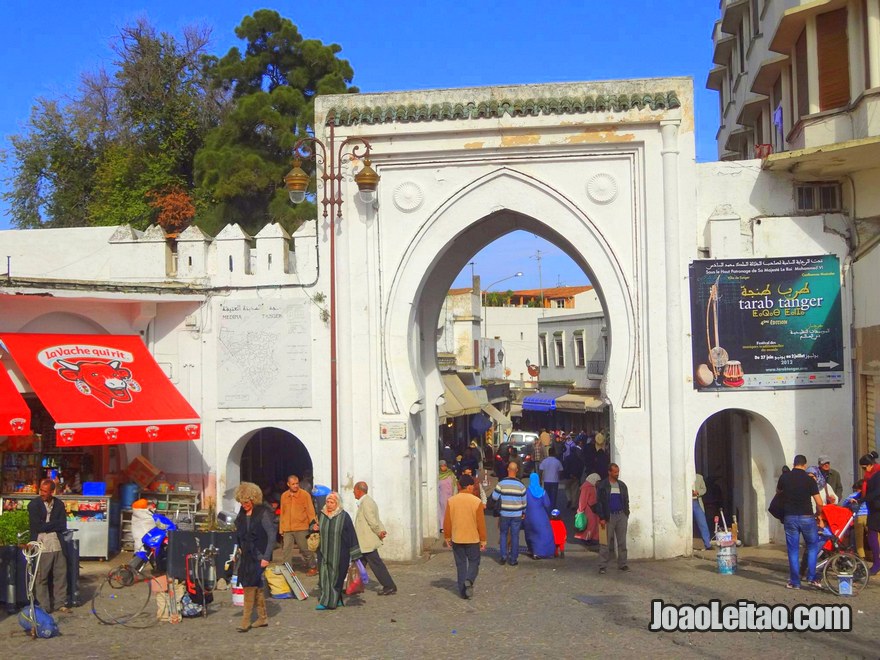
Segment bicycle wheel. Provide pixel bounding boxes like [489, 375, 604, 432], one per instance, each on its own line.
[91, 567, 155, 627]
[822, 552, 870, 595]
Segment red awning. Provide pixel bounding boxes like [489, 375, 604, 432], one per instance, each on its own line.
[0, 365, 31, 436]
[0, 333, 200, 447]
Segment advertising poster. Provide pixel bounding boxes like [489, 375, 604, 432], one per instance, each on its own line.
[689, 255, 843, 391]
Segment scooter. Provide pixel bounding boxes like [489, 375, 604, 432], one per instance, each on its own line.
[109, 511, 177, 587]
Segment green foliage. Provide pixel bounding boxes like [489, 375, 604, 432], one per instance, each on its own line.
[0, 510, 30, 546]
[3, 11, 357, 235]
[194, 9, 357, 235]
[484, 290, 515, 307]
[3, 99, 99, 228]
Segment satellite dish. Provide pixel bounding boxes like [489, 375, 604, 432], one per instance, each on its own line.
[527, 364, 540, 378]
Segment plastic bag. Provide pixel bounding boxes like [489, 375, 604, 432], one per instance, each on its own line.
[344, 563, 364, 595]
[355, 559, 369, 585]
[574, 511, 587, 531]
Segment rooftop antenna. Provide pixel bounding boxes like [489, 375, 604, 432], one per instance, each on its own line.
[530, 250, 544, 312]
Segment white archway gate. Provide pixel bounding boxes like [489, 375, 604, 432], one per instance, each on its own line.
[319, 79, 697, 560]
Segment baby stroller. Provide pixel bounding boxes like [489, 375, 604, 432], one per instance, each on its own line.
[812, 501, 870, 595]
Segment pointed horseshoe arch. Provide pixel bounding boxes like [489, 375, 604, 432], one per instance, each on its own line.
[381, 165, 642, 418]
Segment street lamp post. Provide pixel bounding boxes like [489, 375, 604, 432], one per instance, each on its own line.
[482, 272, 522, 338]
[284, 122, 380, 492]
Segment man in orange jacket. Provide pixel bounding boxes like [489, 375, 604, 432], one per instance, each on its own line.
[443, 474, 487, 599]
[279, 475, 318, 575]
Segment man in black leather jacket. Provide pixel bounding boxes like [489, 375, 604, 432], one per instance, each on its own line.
[27, 478, 69, 613]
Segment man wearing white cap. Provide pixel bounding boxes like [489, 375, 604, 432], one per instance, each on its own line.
[817, 455, 842, 498]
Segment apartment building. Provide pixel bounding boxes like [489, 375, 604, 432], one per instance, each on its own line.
[708, 0, 880, 459]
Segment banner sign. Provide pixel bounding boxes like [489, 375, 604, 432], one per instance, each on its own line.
[689, 255, 843, 391]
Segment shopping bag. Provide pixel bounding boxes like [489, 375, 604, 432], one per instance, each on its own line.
[574, 511, 587, 532]
[344, 563, 364, 595]
[355, 559, 370, 585]
[598, 523, 608, 545]
[265, 566, 293, 598]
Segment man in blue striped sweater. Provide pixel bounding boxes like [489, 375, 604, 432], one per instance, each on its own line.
[492, 461, 528, 566]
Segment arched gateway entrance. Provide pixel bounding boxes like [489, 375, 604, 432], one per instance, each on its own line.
[227, 428, 313, 505]
[325, 79, 694, 560]
[693, 410, 785, 547]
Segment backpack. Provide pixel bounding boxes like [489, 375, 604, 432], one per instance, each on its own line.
[18, 605, 59, 638]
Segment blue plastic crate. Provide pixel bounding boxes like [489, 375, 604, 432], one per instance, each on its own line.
[82, 482, 106, 496]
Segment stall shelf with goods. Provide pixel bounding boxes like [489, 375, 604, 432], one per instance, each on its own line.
[0, 493, 112, 559]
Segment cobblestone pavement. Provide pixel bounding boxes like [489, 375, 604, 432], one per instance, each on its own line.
[2, 526, 878, 658]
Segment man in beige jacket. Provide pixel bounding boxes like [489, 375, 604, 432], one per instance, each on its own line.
[353, 481, 397, 596]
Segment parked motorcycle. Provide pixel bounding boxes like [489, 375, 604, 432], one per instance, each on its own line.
[109, 511, 177, 587]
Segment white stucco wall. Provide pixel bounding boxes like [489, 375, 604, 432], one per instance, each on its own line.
[695, 161, 855, 544]
[0, 76, 860, 562]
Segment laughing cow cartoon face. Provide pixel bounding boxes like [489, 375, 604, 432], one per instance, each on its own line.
[105, 427, 119, 442]
[55, 359, 138, 408]
[10, 418, 27, 433]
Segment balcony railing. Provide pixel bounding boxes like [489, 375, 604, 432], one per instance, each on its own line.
[587, 360, 606, 379]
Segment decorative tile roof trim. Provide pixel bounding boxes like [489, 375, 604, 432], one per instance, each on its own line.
[326, 92, 680, 126]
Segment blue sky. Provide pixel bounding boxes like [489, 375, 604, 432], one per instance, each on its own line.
[0, 1, 721, 289]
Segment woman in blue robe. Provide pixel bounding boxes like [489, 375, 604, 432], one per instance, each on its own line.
[524, 472, 557, 559]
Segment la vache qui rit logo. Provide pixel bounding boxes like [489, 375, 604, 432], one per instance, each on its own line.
[38, 344, 141, 409]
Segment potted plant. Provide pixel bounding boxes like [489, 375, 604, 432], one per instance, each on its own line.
[0, 510, 30, 611]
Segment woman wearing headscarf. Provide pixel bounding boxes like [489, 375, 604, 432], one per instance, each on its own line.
[806, 466, 837, 506]
[316, 492, 361, 610]
[234, 482, 275, 632]
[523, 472, 556, 559]
[438, 460, 457, 532]
[574, 473, 601, 545]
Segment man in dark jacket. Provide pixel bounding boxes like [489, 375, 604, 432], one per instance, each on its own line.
[27, 478, 69, 613]
[816, 454, 843, 499]
[594, 463, 629, 574]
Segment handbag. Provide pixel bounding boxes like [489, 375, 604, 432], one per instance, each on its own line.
[307, 531, 320, 553]
[768, 493, 785, 522]
[344, 563, 364, 595]
[574, 511, 587, 532]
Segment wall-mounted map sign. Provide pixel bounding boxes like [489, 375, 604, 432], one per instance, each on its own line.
[689, 255, 843, 391]
[218, 299, 311, 408]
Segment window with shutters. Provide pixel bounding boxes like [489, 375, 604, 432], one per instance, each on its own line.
[539, 334, 548, 368]
[817, 8, 850, 111]
[554, 333, 565, 368]
[750, 0, 760, 36]
[794, 30, 809, 120]
[574, 331, 585, 368]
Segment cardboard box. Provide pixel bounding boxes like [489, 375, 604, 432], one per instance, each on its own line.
[127, 456, 160, 489]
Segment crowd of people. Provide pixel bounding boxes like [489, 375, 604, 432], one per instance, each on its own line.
[22, 435, 878, 624]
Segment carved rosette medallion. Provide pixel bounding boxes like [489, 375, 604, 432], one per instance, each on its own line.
[586, 173, 618, 205]
[392, 182, 424, 212]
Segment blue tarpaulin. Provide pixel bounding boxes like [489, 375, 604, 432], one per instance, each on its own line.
[522, 393, 557, 412]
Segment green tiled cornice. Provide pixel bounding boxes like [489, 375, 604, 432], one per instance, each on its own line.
[326, 91, 680, 126]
